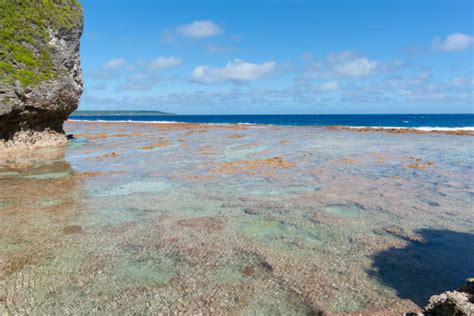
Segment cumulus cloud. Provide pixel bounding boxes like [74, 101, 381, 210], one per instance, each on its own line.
[329, 52, 379, 77]
[323, 51, 380, 77]
[148, 56, 182, 70]
[177, 20, 223, 39]
[192, 59, 277, 83]
[103, 58, 126, 70]
[301, 51, 384, 81]
[433, 33, 474, 52]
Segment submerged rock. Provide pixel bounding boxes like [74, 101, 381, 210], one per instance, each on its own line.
[0, 0, 83, 150]
[459, 278, 474, 294]
[244, 207, 261, 215]
[379, 225, 425, 242]
[421, 278, 474, 316]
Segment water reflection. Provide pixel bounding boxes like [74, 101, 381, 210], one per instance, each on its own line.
[0, 146, 86, 311]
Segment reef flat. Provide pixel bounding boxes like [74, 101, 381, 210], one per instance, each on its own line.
[0, 121, 473, 314]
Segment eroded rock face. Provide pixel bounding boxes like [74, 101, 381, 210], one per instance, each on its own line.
[0, 0, 83, 149]
[422, 278, 474, 316]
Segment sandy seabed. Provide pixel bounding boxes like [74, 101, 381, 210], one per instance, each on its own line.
[1, 121, 473, 314]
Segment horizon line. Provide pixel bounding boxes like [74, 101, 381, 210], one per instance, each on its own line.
[73, 111, 474, 115]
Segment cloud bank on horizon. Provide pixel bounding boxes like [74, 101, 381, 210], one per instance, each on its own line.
[79, 1, 474, 114]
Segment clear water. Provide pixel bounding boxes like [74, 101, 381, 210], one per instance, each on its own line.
[1, 121, 473, 314]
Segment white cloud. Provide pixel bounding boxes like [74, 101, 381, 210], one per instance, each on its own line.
[177, 20, 223, 39]
[358, 72, 474, 103]
[433, 33, 474, 52]
[148, 56, 182, 70]
[319, 81, 339, 91]
[302, 51, 382, 81]
[103, 58, 126, 70]
[192, 59, 277, 83]
[328, 52, 379, 77]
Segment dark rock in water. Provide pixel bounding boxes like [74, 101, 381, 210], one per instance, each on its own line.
[427, 201, 440, 207]
[0, 0, 83, 150]
[63, 225, 83, 235]
[459, 278, 474, 295]
[241, 259, 273, 278]
[379, 225, 424, 242]
[259, 259, 273, 272]
[422, 278, 474, 316]
[244, 207, 261, 215]
[240, 251, 274, 277]
[244, 202, 288, 215]
[242, 266, 255, 276]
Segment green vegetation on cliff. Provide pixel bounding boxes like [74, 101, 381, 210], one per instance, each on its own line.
[0, 0, 83, 86]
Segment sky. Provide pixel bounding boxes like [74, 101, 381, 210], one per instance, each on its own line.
[79, 0, 474, 114]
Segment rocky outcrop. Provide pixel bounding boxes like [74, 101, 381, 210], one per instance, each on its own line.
[422, 278, 474, 316]
[0, 0, 83, 150]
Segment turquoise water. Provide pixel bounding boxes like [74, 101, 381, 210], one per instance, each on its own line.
[0, 121, 473, 314]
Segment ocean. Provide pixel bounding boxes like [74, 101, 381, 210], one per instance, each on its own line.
[69, 113, 474, 130]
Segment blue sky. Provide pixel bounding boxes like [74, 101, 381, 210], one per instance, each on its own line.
[79, 0, 474, 114]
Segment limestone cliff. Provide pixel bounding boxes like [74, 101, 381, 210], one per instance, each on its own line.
[0, 0, 83, 150]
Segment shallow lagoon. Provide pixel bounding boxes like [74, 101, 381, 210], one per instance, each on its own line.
[1, 122, 473, 314]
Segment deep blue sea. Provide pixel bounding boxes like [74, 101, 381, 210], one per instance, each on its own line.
[69, 114, 474, 129]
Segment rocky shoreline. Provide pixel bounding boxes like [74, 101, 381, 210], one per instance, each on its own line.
[0, 129, 68, 155]
[419, 278, 474, 316]
[0, 0, 83, 148]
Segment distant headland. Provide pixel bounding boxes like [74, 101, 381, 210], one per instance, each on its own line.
[72, 110, 175, 116]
